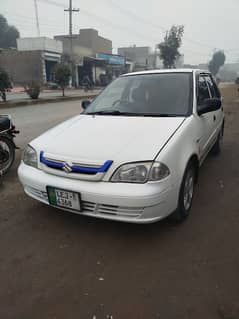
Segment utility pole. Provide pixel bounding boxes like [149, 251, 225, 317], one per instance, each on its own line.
[64, 0, 79, 87]
[34, 0, 40, 37]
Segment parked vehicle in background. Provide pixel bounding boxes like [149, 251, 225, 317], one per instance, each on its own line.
[0, 115, 20, 177]
[18, 69, 224, 223]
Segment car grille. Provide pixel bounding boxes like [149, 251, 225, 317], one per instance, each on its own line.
[26, 187, 143, 219]
[82, 201, 143, 218]
[40, 152, 113, 178]
[25, 186, 48, 202]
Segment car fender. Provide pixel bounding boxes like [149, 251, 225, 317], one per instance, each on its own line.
[155, 116, 200, 193]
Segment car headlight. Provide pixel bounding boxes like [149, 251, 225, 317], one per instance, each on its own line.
[111, 161, 170, 183]
[23, 145, 38, 168]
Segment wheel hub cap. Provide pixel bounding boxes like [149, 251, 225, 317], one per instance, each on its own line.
[183, 171, 194, 210]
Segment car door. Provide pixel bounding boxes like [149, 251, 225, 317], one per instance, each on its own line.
[196, 74, 215, 161]
[204, 74, 223, 140]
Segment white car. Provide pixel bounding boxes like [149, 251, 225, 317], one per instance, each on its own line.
[18, 69, 224, 223]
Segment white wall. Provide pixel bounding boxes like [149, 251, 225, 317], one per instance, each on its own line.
[17, 37, 63, 54]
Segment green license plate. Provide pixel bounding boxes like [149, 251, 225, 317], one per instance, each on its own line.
[47, 186, 81, 211]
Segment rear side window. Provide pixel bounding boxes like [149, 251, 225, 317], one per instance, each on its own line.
[205, 75, 221, 98]
[197, 75, 210, 105]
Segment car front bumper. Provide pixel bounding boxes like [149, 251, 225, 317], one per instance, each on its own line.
[18, 162, 179, 223]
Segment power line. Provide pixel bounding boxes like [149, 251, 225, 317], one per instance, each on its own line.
[5, 0, 238, 60]
[1, 14, 67, 32]
[74, 0, 226, 58]
[36, 0, 208, 48]
[102, 0, 239, 56]
[37, 0, 161, 42]
[1, 8, 65, 25]
[38, 0, 66, 8]
[103, 0, 215, 49]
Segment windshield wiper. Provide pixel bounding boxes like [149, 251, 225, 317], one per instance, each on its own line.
[86, 110, 140, 116]
[156, 114, 184, 117]
[85, 111, 184, 117]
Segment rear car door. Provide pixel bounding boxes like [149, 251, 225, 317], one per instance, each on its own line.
[196, 74, 214, 160]
[204, 74, 223, 140]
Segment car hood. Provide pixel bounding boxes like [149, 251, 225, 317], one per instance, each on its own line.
[31, 114, 185, 164]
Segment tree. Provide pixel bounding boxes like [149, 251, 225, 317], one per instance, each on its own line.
[0, 15, 20, 48]
[208, 50, 226, 76]
[54, 64, 71, 97]
[0, 68, 12, 102]
[158, 25, 184, 69]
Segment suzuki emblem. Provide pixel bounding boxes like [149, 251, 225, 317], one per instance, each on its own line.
[63, 161, 72, 173]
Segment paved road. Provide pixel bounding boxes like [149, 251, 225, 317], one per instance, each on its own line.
[1, 93, 239, 319]
[1, 100, 83, 146]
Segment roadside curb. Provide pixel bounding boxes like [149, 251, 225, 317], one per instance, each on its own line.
[0, 94, 98, 109]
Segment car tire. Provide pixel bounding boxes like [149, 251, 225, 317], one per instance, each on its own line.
[0, 136, 15, 175]
[171, 162, 196, 223]
[211, 126, 223, 156]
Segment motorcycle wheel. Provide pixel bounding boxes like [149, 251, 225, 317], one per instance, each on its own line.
[0, 136, 15, 175]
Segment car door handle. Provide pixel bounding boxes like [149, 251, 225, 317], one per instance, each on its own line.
[213, 115, 216, 122]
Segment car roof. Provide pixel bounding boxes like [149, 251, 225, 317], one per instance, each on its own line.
[122, 69, 210, 77]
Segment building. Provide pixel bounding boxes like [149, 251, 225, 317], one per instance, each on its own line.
[55, 36, 94, 86]
[0, 48, 44, 85]
[55, 29, 112, 56]
[183, 64, 199, 69]
[96, 52, 126, 78]
[0, 37, 62, 85]
[55, 29, 126, 86]
[198, 63, 208, 70]
[117, 46, 165, 71]
[118, 46, 151, 70]
[17, 37, 62, 83]
[78, 53, 126, 86]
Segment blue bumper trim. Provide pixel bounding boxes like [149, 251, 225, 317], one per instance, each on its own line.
[40, 151, 113, 174]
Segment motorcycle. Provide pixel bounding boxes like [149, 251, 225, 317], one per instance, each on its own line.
[0, 115, 20, 177]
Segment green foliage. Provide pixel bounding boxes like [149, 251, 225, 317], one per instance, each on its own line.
[54, 64, 71, 96]
[158, 25, 184, 69]
[208, 51, 226, 76]
[0, 14, 20, 48]
[25, 81, 41, 100]
[0, 68, 11, 101]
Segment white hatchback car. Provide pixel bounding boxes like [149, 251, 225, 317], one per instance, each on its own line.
[18, 69, 224, 223]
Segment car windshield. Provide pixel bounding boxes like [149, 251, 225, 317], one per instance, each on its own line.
[85, 72, 192, 117]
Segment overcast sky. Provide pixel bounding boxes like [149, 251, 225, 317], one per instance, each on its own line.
[1, 0, 239, 64]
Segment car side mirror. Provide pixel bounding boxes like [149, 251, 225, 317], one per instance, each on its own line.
[198, 98, 221, 116]
[81, 100, 91, 110]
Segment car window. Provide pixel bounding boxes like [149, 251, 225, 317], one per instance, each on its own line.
[197, 75, 210, 106]
[85, 73, 192, 116]
[205, 75, 221, 98]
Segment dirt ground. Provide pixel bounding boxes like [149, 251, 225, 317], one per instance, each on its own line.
[0, 85, 239, 319]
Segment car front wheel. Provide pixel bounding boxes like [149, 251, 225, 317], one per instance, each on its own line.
[172, 163, 196, 222]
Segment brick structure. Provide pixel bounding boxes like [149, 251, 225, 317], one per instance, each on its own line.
[0, 49, 44, 85]
[55, 29, 112, 56]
